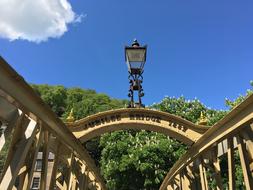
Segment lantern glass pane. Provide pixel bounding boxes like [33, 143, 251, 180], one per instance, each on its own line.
[126, 48, 146, 62]
[129, 62, 142, 69]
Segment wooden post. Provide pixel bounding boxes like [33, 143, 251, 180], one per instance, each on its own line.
[198, 158, 208, 190]
[181, 169, 191, 190]
[237, 135, 253, 190]
[49, 143, 60, 190]
[24, 127, 43, 190]
[83, 169, 89, 190]
[40, 130, 50, 190]
[212, 155, 223, 190]
[227, 137, 235, 190]
[62, 153, 73, 190]
[241, 130, 253, 161]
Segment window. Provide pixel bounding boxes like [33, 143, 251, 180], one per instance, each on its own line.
[32, 177, 40, 189]
[35, 160, 42, 171]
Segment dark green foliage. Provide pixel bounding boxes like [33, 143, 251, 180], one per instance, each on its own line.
[31, 84, 127, 119]
[31, 84, 67, 117]
[100, 130, 187, 190]
[0, 137, 11, 178]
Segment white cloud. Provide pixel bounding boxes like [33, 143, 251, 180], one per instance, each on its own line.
[0, 0, 82, 43]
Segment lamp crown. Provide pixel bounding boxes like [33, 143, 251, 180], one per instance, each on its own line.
[132, 39, 140, 47]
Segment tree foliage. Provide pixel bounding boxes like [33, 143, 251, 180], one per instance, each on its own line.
[31, 84, 127, 119]
[225, 81, 253, 109]
[150, 96, 227, 126]
[100, 130, 186, 190]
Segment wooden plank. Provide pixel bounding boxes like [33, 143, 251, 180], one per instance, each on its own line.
[166, 184, 173, 190]
[67, 154, 75, 190]
[198, 158, 208, 190]
[24, 127, 43, 190]
[185, 165, 197, 190]
[241, 130, 253, 161]
[212, 156, 223, 190]
[237, 135, 253, 190]
[78, 163, 86, 190]
[49, 142, 60, 190]
[83, 169, 89, 190]
[227, 137, 235, 190]
[62, 154, 73, 190]
[40, 131, 50, 190]
[56, 180, 64, 190]
[0, 119, 38, 190]
[181, 169, 191, 190]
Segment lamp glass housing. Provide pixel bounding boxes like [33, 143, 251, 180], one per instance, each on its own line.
[125, 46, 147, 74]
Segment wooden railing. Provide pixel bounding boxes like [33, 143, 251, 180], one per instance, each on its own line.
[0, 56, 106, 190]
[160, 93, 253, 190]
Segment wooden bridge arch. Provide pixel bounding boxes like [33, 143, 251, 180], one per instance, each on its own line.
[68, 108, 209, 145]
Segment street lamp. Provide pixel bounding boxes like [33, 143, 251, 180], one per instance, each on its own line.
[125, 39, 147, 108]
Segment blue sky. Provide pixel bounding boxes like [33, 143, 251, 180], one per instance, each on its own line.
[0, 1, 253, 110]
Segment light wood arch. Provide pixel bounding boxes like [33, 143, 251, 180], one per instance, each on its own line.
[68, 108, 209, 145]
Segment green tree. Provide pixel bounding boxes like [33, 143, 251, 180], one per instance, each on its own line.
[100, 96, 226, 189]
[225, 81, 253, 109]
[31, 84, 67, 117]
[100, 130, 186, 190]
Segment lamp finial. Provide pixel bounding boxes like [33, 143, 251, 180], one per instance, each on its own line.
[66, 108, 75, 122]
[198, 111, 208, 125]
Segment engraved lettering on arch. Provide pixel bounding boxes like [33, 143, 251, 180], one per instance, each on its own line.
[128, 114, 161, 123]
[83, 114, 122, 129]
[167, 119, 187, 132]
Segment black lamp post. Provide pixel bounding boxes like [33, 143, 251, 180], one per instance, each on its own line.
[125, 39, 147, 108]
